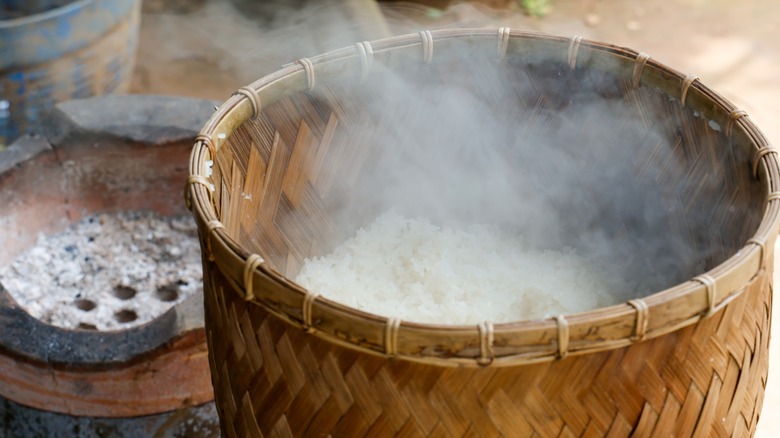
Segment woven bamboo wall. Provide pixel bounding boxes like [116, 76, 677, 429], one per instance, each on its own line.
[203, 249, 772, 436]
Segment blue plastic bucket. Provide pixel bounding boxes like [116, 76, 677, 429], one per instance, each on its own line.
[1, 1, 76, 19]
[0, 0, 141, 147]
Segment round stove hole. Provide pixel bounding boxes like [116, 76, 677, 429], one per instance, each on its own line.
[114, 309, 138, 323]
[77, 323, 97, 331]
[155, 284, 180, 302]
[112, 285, 137, 300]
[74, 299, 97, 312]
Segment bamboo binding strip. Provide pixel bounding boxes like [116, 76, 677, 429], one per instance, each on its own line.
[632, 52, 650, 88]
[567, 35, 583, 70]
[233, 86, 261, 120]
[680, 74, 699, 106]
[355, 41, 374, 83]
[497, 27, 511, 60]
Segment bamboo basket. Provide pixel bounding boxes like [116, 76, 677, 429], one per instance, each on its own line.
[186, 29, 780, 437]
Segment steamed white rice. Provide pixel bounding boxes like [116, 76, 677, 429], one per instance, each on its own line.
[295, 211, 615, 325]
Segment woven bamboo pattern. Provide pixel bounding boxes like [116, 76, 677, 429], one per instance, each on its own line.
[188, 29, 780, 436]
[203, 251, 771, 437]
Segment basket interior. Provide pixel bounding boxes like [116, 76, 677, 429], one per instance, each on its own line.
[211, 45, 764, 303]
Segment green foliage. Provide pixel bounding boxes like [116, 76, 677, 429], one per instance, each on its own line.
[520, 0, 551, 17]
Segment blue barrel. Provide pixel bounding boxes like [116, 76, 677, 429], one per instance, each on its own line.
[1, 1, 75, 19]
[0, 0, 141, 147]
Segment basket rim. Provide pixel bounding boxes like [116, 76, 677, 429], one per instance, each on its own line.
[187, 28, 780, 367]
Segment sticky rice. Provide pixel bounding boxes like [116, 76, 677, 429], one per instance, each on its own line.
[295, 210, 615, 324]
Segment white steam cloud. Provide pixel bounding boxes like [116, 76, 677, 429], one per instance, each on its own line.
[224, 1, 756, 302]
[304, 37, 749, 301]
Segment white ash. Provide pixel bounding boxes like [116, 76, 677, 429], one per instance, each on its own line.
[0, 211, 202, 331]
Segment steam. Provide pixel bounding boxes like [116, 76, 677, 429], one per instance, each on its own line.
[305, 39, 747, 301]
[213, 0, 754, 302]
[185, 0, 505, 82]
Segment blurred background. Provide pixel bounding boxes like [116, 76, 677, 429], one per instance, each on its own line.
[1, 0, 778, 435]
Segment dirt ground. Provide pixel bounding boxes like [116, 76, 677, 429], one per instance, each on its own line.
[130, 0, 780, 435]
